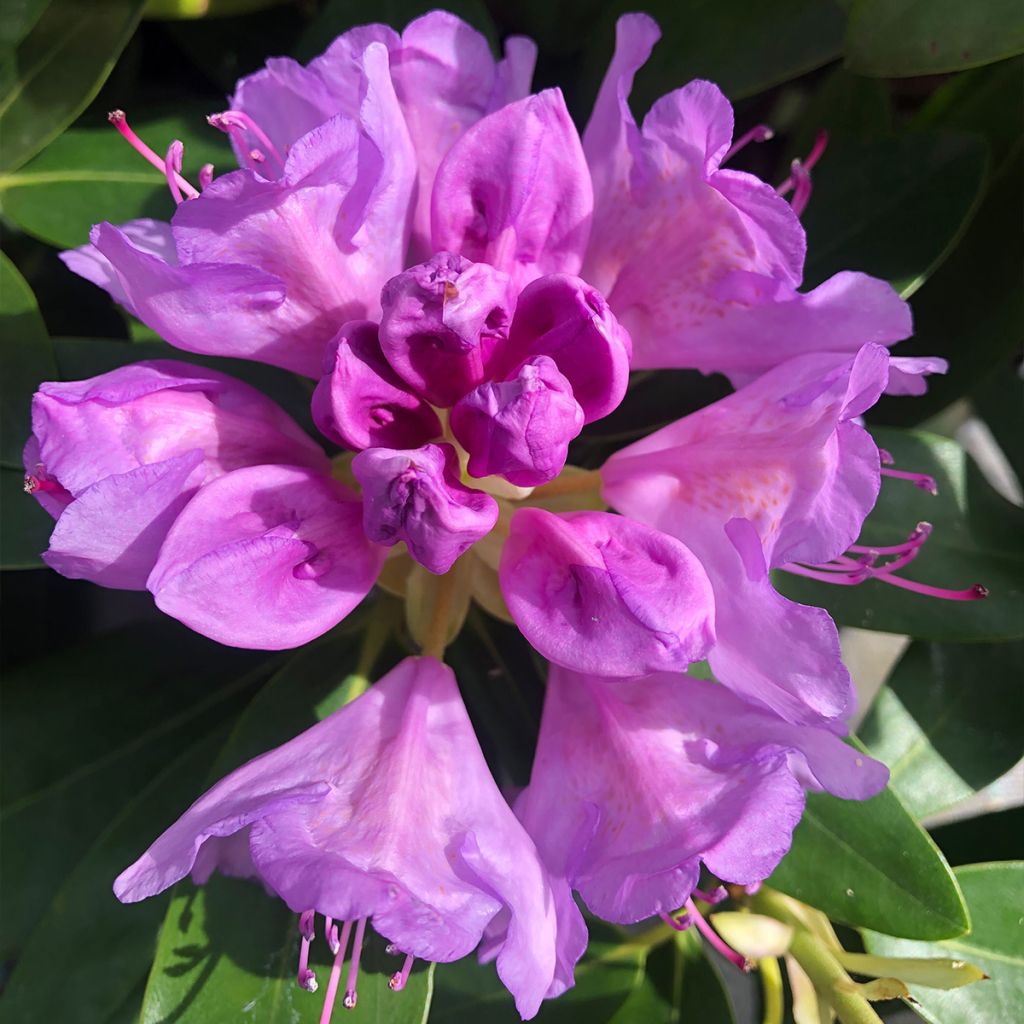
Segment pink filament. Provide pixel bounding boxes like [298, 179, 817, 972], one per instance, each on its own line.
[724, 124, 774, 163]
[296, 909, 317, 990]
[694, 886, 729, 905]
[109, 111, 199, 199]
[684, 898, 749, 971]
[874, 576, 989, 601]
[881, 466, 938, 494]
[165, 141, 186, 205]
[389, 953, 416, 991]
[659, 910, 692, 931]
[199, 163, 215, 189]
[777, 130, 829, 214]
[207, 109, 285, 173]
[319, 919, 354, 1024]
[343, 918, 368, 1009]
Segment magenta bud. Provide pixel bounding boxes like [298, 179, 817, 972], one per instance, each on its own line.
[450, 356, 584, 486]
[351, 443, 499, 574]
[312, 321, 441, 451]
[497, 274, 631, 423]
[378, 252, 515, 407]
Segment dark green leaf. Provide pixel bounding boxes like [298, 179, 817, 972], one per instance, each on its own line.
[0, 0, 146, 173]
[971, 366, 1024, 488]
[931, 808, 1024, 867]
[776, 428, 1024, 641]
[432, 919, 658, 1024]
[575, 0, 846, 114]
[0, 728, 227, 1024]
[0, 465, 50, 568]
[0, 621, 268, 959]
[0, 0, 48, 48]
[769, 740, 970, 940]
[859, 641, 1024, 818]
[0, 107, 231, 249]
[801, 132, 988, 297]
[0, 251, 55, 468]
[138, 622, 435, 1024]
[845, 0, 1024, 77]
[863, 862, 1024, 1023]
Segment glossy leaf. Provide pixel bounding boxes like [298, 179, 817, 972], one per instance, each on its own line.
[1, 251, 55, 468]
[0, 108, 230, 249]
[860, 641, 1024, 819]
[863, 862, 1023, 1023]
[801, 131, 988, 297]
[846, 0, 1024, 77]
[0, 620, 268, 959]
[138, 620, 435, 1024]
[776, 428, 1024, 642]
[0, 728, 227, 1024]
[768, 740, 970, 941]
[0, 0, 146, 173]
[576, 0, 846, 113]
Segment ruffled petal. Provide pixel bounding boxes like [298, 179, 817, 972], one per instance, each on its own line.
[432, 89, 593, 290]
[148, 465, 382, 648]
[500, 508, 715, 676]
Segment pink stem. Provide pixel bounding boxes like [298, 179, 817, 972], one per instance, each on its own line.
[685, 898, 749, 971]
[109, 110, 198, 198]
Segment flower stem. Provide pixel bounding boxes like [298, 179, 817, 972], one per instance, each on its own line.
[750, 889, 883, 1024]
[421, 567, 462, 659]
[759, 956, 784, 1024]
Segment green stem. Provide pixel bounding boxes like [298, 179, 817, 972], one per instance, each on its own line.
[759, 956, 784, 1024]
[751, 889, 883, 1024]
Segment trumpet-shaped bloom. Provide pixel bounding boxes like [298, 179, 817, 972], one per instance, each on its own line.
[580, 14, 933, 393]
[24, 360, 326, 589]
[515, 665, 889, 924]
[114, 656, 575, 1019]
[602, 344, 891, 727]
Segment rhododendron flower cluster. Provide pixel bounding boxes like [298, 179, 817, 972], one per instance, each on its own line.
[23, 9, 987, 1020]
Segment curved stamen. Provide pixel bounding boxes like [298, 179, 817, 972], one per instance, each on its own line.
[849, 522, 932, 557]
[694, 885, 729, 905]
[881, 466, 938, 494]
[343, 917, 368, 1009]
[199, 163, 214, 189]
[684, 898, 750, 971]
[777, 130, 829, 215]
[389, 953, 416, 992]
[659, 909, 692, 931]
[208, 109, 286, 173]
[724, 124, 774, 163]
[296, 909, 317, 992]
[875, 576, 989, 601]
[319, 919, 354, 1024]
[109, 111, 199, 200]
[165, 141, 187, 205]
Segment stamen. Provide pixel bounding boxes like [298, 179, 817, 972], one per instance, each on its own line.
[343, 917, 367, 1009]
[684, 898, 751, 972]
[777, 130, 828, 215]
[207, 109, 286, 173]
[659, 910, 692, 931]
[165, 141, 186, 205]
[724, 124, 774, 163]
[199, 163, 214, 189]
[325, 917, 340, 955]
[389, 953, 415, 992]
[849, 522, 932, 556]
[881, 466, 938, 494]
[694, 885, 729, 905]
[878, 448, 895, 465]
[297, 910, 317, 992]
[108, 110, 199, 200]
[874, 576, 989, 601]
[319, 919, 354, 1024]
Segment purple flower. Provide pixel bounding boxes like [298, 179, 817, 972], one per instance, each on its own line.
[580, 14, 942, 395]
[24, 360, 326, 589]
[114, 656, 574, 1020]
[514, 664, 889, 925]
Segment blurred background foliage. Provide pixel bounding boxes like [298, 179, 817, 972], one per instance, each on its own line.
[1, 2, 1021, 1022]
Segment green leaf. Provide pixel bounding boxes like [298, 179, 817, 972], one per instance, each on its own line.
[432, 919, 658, 1024]
[0, 251, 55, 467]
[0, 621, 269, 959]
[776, 428, 1024, 642]
[0, 465, 51, 568]
[575, 0, 846, 114]
[859, 641, 1024, 819]
[0, 728, 227, 1024]
[0, 107, 231, 249]
[863, 862, 1024, 1023]
[801, 131, 988, 297]
[845, 0, 1024, 77]
[0, 0, 146, 173]
[138, 623, 435, 1024]
[0, 0, 48, 48]
[768, 740, 970, 941]
[971, 366, 1024, 488]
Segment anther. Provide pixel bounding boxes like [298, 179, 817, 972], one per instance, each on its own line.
[165, 141, 187, 205]
[694, 885, 729, 905]
[109, 110, 199, 200]
[724, 124, 774, 163]
[659, 910, 692, 931]
[777, 130, 828, 216]
[343, 918, 367, 1010]
[207, 109, 286, 174]
[199, 163, 214, 189]
[389, 953, 415, 992]
[881, 466, 938, 494]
